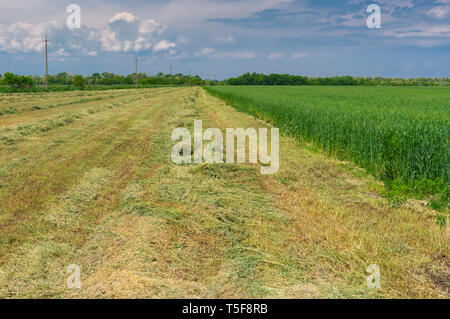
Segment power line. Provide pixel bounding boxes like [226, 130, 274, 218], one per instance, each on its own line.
[42, 35, 50, 90]
[135, 56, 138, 88]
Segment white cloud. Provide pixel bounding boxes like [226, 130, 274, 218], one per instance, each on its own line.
[110, 12, 137, 24]
[0, 12, 174, 57]
[140, 19, 166, 34]
[0, 21, 58, 52]
[195, 47, 215, 56]
[134, 36, 152, 51]
[427, 6, 450, 19]
[101, 12, 141, 51]
[153, 40, 176, 51]
[55, 48, 68, 56]
[97, 12, 169, 53]
[99, 28, 121, 52]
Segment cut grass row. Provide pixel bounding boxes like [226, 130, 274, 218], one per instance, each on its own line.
[0, 89, 163, 116]
[0, 88, 176, 150]
[0, 88, 214, 298]
[0, 89, 186, 297]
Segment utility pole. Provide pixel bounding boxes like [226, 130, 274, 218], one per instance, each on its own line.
[43, 35, 49, 90]
[170, 66, 173, 75]
[135, 56, 138, 88]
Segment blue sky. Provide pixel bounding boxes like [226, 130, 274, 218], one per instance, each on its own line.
[0, 0, 449, 79]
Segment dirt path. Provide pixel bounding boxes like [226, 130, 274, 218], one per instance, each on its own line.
[0, 87, 448, 298]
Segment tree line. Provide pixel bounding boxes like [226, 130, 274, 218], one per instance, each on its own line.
[226, 73, 449, 87]
[1, 71, 449, 91]
[0, 72, 213, 91]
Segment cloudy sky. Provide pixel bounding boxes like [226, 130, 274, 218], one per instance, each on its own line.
[0, 0, 449, 79]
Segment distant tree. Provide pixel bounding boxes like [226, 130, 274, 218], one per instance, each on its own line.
[2, 72, 33, 88]
[91, 73, 101, 84]
[73, 75, 85, 89]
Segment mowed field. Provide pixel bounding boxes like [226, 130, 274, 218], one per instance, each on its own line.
[0, 87, 448, 298]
